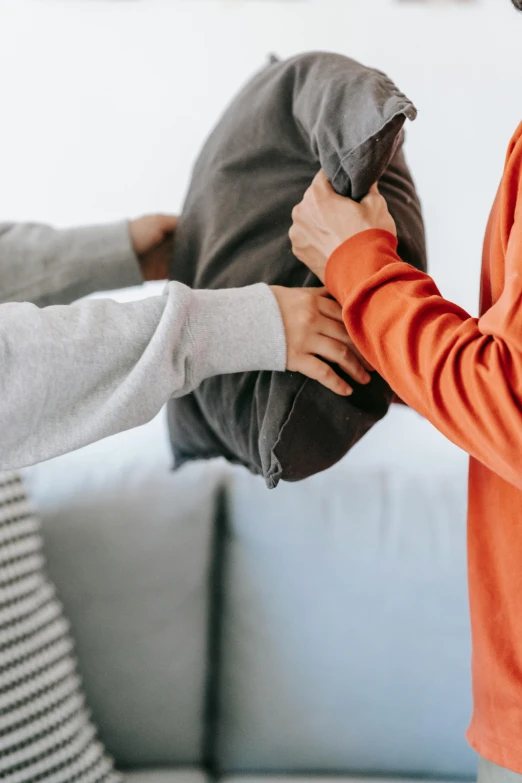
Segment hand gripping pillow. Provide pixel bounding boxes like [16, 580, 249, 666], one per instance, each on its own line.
[168, 52, 426, 488]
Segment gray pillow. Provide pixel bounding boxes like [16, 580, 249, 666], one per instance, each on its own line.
[168, 52, 426, 488]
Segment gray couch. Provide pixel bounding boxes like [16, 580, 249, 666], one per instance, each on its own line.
[23, 405, 476, 783]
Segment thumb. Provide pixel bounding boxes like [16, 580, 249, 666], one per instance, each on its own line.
[313, 169, 328, 186]
[313, 169, 335, 195]
[360, 182, 381, 207]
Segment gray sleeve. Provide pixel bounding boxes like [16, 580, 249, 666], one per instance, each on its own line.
[0, 220, 143, 306]
[0, 281, 286, 470]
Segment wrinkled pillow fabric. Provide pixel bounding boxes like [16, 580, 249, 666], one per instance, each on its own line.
[168, 52, 426, 488]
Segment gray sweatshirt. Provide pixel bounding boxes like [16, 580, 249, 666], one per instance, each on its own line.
[0, 221, 286, 469]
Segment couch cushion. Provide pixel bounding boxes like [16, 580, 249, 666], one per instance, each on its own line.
[23, 414, 225, 768]
[216, 407, 476, 778]
[222, 777, 473, 783]
[222, 778, 473, 783]
[125, 770, 208, 783]
[168, 51, 425, 488]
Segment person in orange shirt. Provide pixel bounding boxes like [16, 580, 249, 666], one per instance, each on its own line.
[289, 2, 522, 781]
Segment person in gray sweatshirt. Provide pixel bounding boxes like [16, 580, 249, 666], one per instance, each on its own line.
[0, 212, 372, 783]
[0, 212, 370, 470]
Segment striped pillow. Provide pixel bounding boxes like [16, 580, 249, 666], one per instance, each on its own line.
[0, 472, 122, 783]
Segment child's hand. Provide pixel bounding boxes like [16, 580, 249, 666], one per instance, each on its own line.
[270, 286, 373, 396]
[129, 214, 178, 281]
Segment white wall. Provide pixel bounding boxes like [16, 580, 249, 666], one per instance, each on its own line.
[0, 0, 521, 313]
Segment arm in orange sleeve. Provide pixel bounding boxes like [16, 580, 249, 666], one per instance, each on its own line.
[325, 226, 522, 490]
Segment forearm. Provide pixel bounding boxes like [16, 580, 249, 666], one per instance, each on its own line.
[0, 282, 285, 469]
[0, 221, 142, 306]
[326, 229, 522, 488]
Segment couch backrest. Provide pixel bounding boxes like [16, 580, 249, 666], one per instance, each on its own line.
[27, 407, 476, 779]
[24, 414, 223, 769]
[214, 408, 475, 779]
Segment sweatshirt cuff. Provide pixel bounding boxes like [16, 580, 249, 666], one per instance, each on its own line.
[325, 229, 399, 305]
[187, 283, 287, 380]
[61, 221, 143, 295]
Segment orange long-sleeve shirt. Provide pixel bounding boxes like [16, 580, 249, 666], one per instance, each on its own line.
[325, 122, 522, 772]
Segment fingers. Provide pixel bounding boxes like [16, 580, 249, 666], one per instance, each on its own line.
[314, 295, 375, 371]
[158, 214, 178, 233]
[317, 314, 374, 371]
[311, 335, 371, 385]
[300, 287, 337, 303]
[317, 313, 362, 348]
[356, 351, 374, 373]
[293, 289, 374, 373]
[297, 356, 353, 396]
[312, 169, 329, 188]
[316, 293, 344, 322]
[319, 317, 355, 345]
[312, 169, 335, 196]
[362, 183, 382, 207]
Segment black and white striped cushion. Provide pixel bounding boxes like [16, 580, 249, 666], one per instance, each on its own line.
[0, 472, 122, 783]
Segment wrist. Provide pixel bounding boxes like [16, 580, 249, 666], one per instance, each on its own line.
[325, 229, 399, 303]
[64, 221, 143, 295]
[187, 284, 287, 378]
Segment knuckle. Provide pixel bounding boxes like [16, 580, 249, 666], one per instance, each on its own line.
[289, 233, 301, 252]
[305, 296, 319, 320]
[303, 307, 317, 328]
[331, 377, 344, 394]
[319, 364, 331, 382]
[340, 345, 351, 364]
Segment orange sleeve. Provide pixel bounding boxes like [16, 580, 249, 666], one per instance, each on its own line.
[325, 224, 522, 490]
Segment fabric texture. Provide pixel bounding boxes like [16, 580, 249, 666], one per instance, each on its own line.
[478, 759, 521, 783]
[0, 220, 285, 471]
[323, 121, 522, 773]
[168, 51, 426, 488]
[124, 772, 209, 783]
[0, 472, 121, 783]
[222, 777, 469, 783]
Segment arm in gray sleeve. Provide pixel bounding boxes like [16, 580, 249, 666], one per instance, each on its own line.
[0, 282, 286, 470]
[0, 221, 142, 306]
